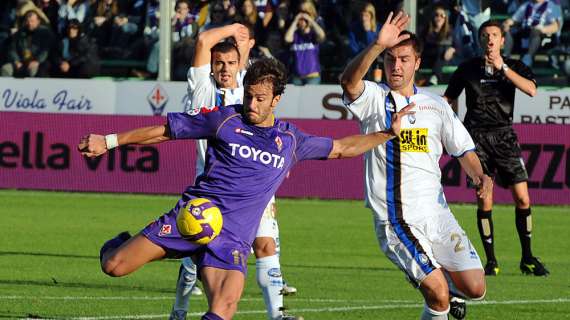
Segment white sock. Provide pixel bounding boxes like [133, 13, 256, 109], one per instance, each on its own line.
[420, 304, 449, 320]
[256, 255, 284, 320]
[172, 257, 197, 314]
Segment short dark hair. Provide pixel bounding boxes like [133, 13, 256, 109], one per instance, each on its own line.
[244, 58, 288, 97]
[391, 31, 423, 57]
[211, 41, 241, 62]
[478, 20, 504, 38]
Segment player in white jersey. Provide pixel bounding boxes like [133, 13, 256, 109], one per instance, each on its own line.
[340, 12, 493, 320]
[170, 23, 298, 320]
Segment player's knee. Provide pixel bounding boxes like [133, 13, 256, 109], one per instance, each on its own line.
[101, 256, 126, 277]
[423, 284, 450, 310]
[253, 238, 276, 258]
[514, 195, 530, 209]
[211, 295, 240, 318]
[463, 281, 486, 300]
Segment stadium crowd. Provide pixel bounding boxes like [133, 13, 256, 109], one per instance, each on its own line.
[0, 0, 567, 83]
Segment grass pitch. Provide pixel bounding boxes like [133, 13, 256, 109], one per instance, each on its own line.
[0, 190, 569, 319]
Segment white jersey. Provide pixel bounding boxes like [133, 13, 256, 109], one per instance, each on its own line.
[344, 81, 475, 224]
[185, 63, 246, 175]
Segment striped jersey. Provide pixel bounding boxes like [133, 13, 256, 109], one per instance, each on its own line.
[344, 81, 475, 223]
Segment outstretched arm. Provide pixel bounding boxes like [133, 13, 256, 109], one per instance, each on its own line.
[193, 23, 249, 67]
[329, 103, 414, 159]
[340, 11, 410, 102]
[78, 125, 171, 158]
[458, 151, 493, 199]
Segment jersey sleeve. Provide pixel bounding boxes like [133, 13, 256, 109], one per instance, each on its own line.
[292, 127, 334, 161]
[510, 59, 536, 83]
[444, 64, 466, 100]
[185, 64, 216, 112]
[440, 99, 476, 157]
[167, 109, 225, 140]
[343, 80, 387, 122]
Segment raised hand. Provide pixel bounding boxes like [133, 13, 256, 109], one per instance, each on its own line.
[78, 134, 107, 158]
[390, 102, 415, 137]
[376, 11, 411, 49]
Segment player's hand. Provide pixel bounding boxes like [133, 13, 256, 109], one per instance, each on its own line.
[390, 103, 415, 137]
[78, 134, 108, 158]
[233, 23, 249, 43]
[375, 11, 410, 49]
[486, 50, 504, 70]
[475, 174, 493, 199]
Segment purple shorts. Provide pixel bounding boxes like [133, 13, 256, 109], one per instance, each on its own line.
[142, 207, 251, 275]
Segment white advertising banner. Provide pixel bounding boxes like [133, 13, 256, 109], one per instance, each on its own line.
[1, 78, 569, 124]
[0, 78, 116, 114]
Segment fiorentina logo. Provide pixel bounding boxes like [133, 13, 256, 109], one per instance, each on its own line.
[147, 84, 169, 116]
[275, 136, 283, 152]
[159, 224, 172, 236]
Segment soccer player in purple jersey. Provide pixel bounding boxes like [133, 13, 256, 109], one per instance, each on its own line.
[78, 58, 413, 320]
[178, 23, 300, 320]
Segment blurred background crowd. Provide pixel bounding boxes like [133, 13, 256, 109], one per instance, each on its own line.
[0, 0, 568, 85]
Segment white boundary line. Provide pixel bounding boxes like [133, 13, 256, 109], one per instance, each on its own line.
[10, 297, 570, 320]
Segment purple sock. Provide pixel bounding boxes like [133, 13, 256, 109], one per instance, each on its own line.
[201, 311, 224, 320]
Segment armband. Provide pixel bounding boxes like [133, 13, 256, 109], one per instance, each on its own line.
[105, 134, 119, 149]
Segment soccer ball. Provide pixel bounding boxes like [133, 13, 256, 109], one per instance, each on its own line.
[177, 198, 223, 245]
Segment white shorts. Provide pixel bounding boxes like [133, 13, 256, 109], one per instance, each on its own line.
[256, 196, 278, 239]
[374, 210, 482, 287]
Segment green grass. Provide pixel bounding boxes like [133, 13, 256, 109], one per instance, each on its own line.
[0, 190, 569, 319]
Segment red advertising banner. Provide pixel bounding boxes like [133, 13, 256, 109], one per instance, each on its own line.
[1, 112, 569, 204]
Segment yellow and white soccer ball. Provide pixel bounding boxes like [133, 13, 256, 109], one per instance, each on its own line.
[177, 198, 223, 245]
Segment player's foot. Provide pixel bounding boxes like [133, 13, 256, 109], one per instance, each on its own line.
[449, 297, 466, 320]
[520, 256, 550, 276]
[280, 307, 303, 320]
[99, 231, 131, 263]
[484, 260, 500, 276]
[191, 285, 203, 296]
[281, 283, 297, 296]
[169, 310, 187, 320]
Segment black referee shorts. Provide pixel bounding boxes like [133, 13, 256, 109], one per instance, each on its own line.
[469, 127, 528, 188]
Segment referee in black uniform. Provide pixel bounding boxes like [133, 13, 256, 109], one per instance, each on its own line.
[444, 20, 549, 277]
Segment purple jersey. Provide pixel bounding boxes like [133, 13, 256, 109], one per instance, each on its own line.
[143, 105, 332, 271]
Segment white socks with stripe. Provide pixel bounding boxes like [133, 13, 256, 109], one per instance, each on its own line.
[256, 255, 284, 320]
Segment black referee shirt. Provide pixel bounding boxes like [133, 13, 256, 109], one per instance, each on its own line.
[444, 57, 536, 130]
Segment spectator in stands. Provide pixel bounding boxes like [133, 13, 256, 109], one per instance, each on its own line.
[420, 5, 455, 84]
[200, 1, 230, 32]
[172, 0, 199, 80]
[284, 0, 326, 85]
[0, 1, 18, 54]
[172, 0, 199, 40]
[222, 0, 238, 22]
[452, 2, 484, 62]
[131, 0, 159, 78]
[54, 19, 100, 78]
[348, 2, 380, 58]
[34, 0, 59, 34]
[1, 10, 54, 77]
[16, 0, 51, 27]
[57, 0, 89, 35]
[89, 0, 138, 59]
[503, 0, 563, 67]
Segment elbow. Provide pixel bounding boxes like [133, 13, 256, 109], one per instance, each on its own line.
[196, 33, 210, 50]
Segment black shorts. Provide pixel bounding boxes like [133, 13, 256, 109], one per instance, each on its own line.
[469, 127, 528, 188]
